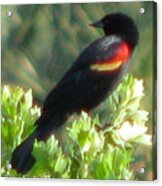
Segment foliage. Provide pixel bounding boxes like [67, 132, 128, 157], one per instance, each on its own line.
[1, 86, 41, 176]
[1, 74, 151, 179]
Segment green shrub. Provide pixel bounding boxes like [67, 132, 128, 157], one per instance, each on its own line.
[1, 74, 151, 179]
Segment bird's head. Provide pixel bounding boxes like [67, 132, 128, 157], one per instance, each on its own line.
[90, 13, 139, 48]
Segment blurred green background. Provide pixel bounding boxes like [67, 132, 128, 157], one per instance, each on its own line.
[1, 1, 156, 180]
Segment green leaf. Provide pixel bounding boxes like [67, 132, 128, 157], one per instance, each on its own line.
[1, 74, 150, 179]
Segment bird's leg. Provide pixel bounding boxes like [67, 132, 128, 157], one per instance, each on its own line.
[95, 123, 112, 132]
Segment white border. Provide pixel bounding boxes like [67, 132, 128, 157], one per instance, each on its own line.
[1, 0, 161, 186]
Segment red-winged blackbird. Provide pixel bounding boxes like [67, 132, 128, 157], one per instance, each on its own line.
[11, 12, 139, 174]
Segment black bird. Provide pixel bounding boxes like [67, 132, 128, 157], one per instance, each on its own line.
[11, 12, 139, 174]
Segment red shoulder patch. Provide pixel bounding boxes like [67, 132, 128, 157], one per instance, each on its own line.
[114, 42, 131, 62]
[90, 42, 131, 72]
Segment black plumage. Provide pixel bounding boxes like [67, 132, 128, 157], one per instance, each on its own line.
[11, 13, 139, 174]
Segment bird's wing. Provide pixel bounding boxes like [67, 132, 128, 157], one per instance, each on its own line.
[43, 35, 128, 112]
[60, 36, 123, 78]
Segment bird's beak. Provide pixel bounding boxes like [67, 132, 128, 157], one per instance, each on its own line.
[89, 20, 104, 28]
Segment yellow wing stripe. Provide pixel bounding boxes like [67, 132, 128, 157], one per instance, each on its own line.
[90, 61, 122, 72]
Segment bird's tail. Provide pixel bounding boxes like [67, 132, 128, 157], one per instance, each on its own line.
[11, 130, 39, 174]
[11, 112, 67, 174]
